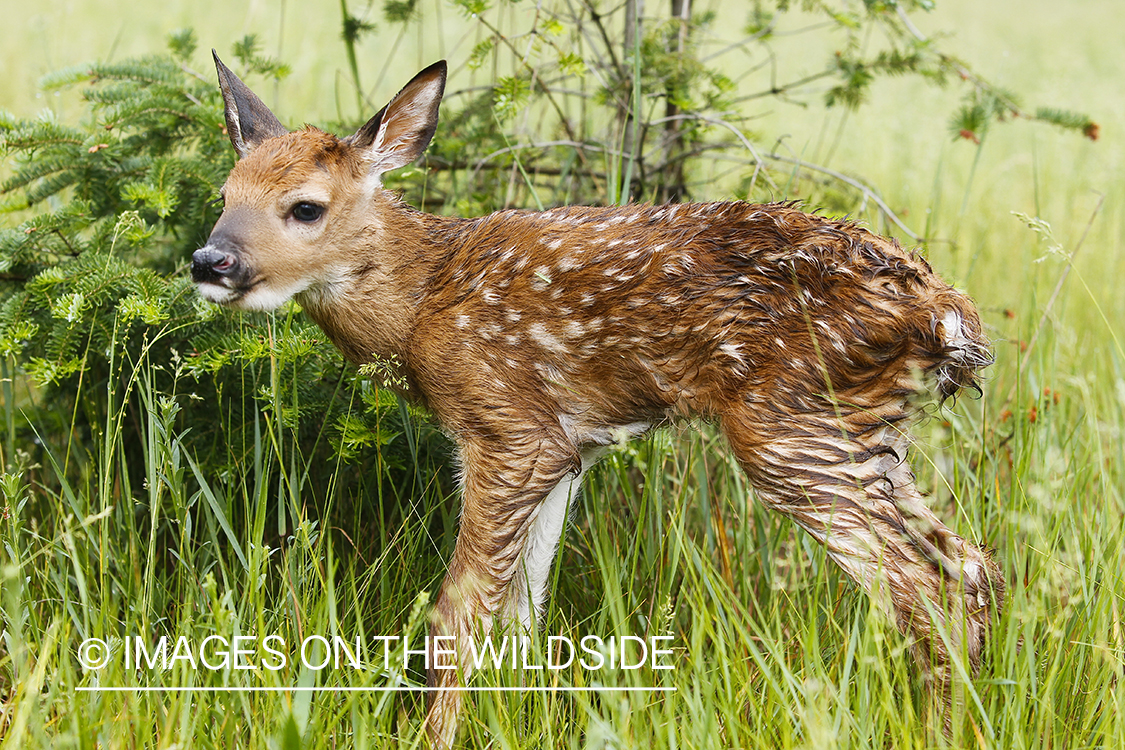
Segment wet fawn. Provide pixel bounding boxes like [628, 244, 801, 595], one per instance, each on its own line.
[194, 54, 1003, 746]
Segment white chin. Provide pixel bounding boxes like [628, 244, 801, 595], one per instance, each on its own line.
[236, 289, 295, 311]
[197, 282, 240, 305]
[197, 279, 308, 312]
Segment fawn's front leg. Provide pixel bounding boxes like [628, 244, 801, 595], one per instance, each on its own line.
[423, 428, 581, 748]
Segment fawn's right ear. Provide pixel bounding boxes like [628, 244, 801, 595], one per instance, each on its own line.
[213, 51, 289, 159]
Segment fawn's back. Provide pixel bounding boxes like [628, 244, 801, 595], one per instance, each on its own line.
[400, 201, 985, 444]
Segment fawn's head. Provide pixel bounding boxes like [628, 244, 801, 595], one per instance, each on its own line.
[193, 54, 447, 311]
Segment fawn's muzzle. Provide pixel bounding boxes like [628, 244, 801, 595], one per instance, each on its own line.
[192, 245, 240, 285]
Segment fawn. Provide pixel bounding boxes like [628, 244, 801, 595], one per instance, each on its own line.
[194, 54, 1004, 746]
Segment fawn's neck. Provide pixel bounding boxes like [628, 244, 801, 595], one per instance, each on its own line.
[296, 201, 464, 380]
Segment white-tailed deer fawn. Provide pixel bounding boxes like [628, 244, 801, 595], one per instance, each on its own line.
[195, 53, 1003, 746]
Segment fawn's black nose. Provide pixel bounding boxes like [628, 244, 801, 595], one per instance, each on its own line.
[192, 245, 239, 284]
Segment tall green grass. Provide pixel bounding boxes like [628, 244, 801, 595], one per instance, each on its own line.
[2, 201, 1123, 749]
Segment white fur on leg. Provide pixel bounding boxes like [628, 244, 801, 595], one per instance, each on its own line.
[508, 448, 604, 629]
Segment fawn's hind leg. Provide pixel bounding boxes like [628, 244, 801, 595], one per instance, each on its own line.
[721, 397, 1003, 704]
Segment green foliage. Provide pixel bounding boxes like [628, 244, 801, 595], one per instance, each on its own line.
[382, 0, 419, 24]
[231, 34, 291, 80]
[1035, 106, 1101, 140]
[0, 45, 230, 390]
[373, 0, 1094, 214]
[0, 35, 425, 509]
[341, 11, 378, 47]
[452, 0, 491, 18]
[491, 76, 531, 121]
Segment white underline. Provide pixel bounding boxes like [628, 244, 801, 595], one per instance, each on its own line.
[76, 686, 676, 693]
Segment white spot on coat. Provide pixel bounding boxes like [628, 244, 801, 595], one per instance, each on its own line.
[528, 322, 569, 354]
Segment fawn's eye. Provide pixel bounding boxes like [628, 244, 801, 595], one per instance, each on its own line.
[291, 202, 324, 223]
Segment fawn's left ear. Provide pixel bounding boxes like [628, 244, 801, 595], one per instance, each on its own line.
[213, 50, 289, 159]
[347, 60, 447, 178]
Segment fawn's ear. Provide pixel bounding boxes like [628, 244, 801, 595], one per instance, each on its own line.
[347, 60, 447, 178]
[213, 50, 289, 159]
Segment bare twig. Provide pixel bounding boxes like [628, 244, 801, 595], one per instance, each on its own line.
[646, 111, 913, 234]
[468, 140, 623, 183]
[763, 152, 921, 240]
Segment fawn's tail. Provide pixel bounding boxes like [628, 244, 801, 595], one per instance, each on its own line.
[930, 301, 993, 403]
